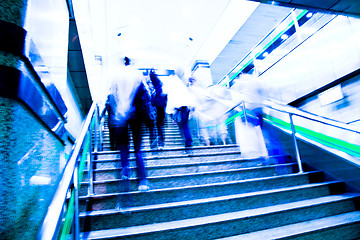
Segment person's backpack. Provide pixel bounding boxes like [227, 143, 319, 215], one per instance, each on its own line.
[149, 70, 167, 108]
[153, 91, 167, 108]
[144, 91, 156, 121]
[132, 82, 156, 122]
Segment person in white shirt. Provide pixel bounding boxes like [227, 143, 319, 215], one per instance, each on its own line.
[163, 68, 195, 147]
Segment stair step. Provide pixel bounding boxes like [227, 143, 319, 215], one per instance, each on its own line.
[81, 194, 360, 239]
[83, 155, 291, 181]
[217, 211, 360, 240]
[101, 142, 186, 151]
[101, 138, 186, 146]
[93, 146, 242, 164]
[83, 162, 296, 182]
[79, 171, 323, 211]
[80, 181, 343, 230]
[90, 154, 286, 171]
[86, 115, 360, 239]
[95, 144, 240, 157]
[102, 130, 183, 137]
[80, 163, 297, 195]
[101, 128, 181, 135]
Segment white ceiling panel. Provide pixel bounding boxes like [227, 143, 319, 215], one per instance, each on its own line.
[210, 4, 293, 83]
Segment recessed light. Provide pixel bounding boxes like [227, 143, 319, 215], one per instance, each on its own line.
[281, 34, 288, 40]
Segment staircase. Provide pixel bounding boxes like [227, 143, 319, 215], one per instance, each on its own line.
[80, 115, 360, 239]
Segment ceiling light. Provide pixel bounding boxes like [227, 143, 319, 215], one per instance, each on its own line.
[281, 34, 288, 40]
[117, 33, 121, 37]
[306, 12, 313, 18]
[181, 7, 192, 17]
[189, 37, 193, 41]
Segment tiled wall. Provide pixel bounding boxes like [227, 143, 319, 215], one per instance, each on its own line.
[0, 97, 63, 239]
[0, 1, 71, 238]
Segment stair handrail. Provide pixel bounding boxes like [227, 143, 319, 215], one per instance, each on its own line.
[262, 99, 360, 133]
[206, 89, 360, 135]
[38, 101, 101, 240]
[201, 90, 360, 173]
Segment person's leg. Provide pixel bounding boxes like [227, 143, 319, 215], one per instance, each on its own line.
[129, 118, 149, 191]
[115, 125, 132, 210]
[146, 119, 156, 149]
[109, 126, 116, 151]
[116, 126, 130, 178]
[156, 107, 165, 147]
[180, 106, 192, 147]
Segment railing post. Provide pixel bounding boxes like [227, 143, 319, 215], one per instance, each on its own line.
[73, 162, 80, 240]
[99, 108, 104, 152]
[241, 101, 247, 123]
[289, 113, 303, 173]
[88, 125, 95, 196]
[94, 107, 99, 153]
[99, 118, 103, 152]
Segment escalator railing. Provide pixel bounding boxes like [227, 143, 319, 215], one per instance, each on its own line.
[38, 102, 103, 240]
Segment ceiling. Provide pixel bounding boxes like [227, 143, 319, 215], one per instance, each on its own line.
[251, 0, 360, 18]
[68, 19, 92, 116]
[210, 3, 293, 83]
[89, 0, 259, 70]
[70, 0, 360, 113]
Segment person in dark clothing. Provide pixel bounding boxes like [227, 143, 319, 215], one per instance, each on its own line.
[141, 76, 157, 149]
[105, 57, 151, 199]
[149, 70, 167, 149]
[175, 106, 192, 147]
[119, 57, 150, 192]
[127, 82, 152, 183]
[102, 86, 122, 151]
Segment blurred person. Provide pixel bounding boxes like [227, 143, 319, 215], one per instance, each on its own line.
[141, 73, 157, 149]
[163, 68, 195, 147]
[235, 76, 287, 170]
[189, 80, 234, 146]
[206, 85, 234, 145]
[108, 56, 151, 209]
[217, 117, 229, 145]
[233, 77, 268, 159]
[101, 82, 122, 151]
[149, 69, 167, 150]
[187, 75, 211, 146]
[123, 57, 151, 191]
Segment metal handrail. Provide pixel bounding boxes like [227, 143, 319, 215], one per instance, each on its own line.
[38, 102, 101, 240]
[201, 88, 360, 173]
[228, 97, 360, 172]
[261, 99, 360, 134]
[215, 93, 360, 135]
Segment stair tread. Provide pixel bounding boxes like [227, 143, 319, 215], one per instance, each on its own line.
[81, 193, 360, 239]
[92, 151, 243, 162]
[85, 115, 360, 239]
[84, 159, 296, 173]
[91, 157, 255, 170]
[217, 211, 360, 240]
[94, 144, 240, 154]
[80, 181, 342, 217]
[79, 172, 320, 200]
[91, 154, 288, 165]
[81, 163, 296, 185]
